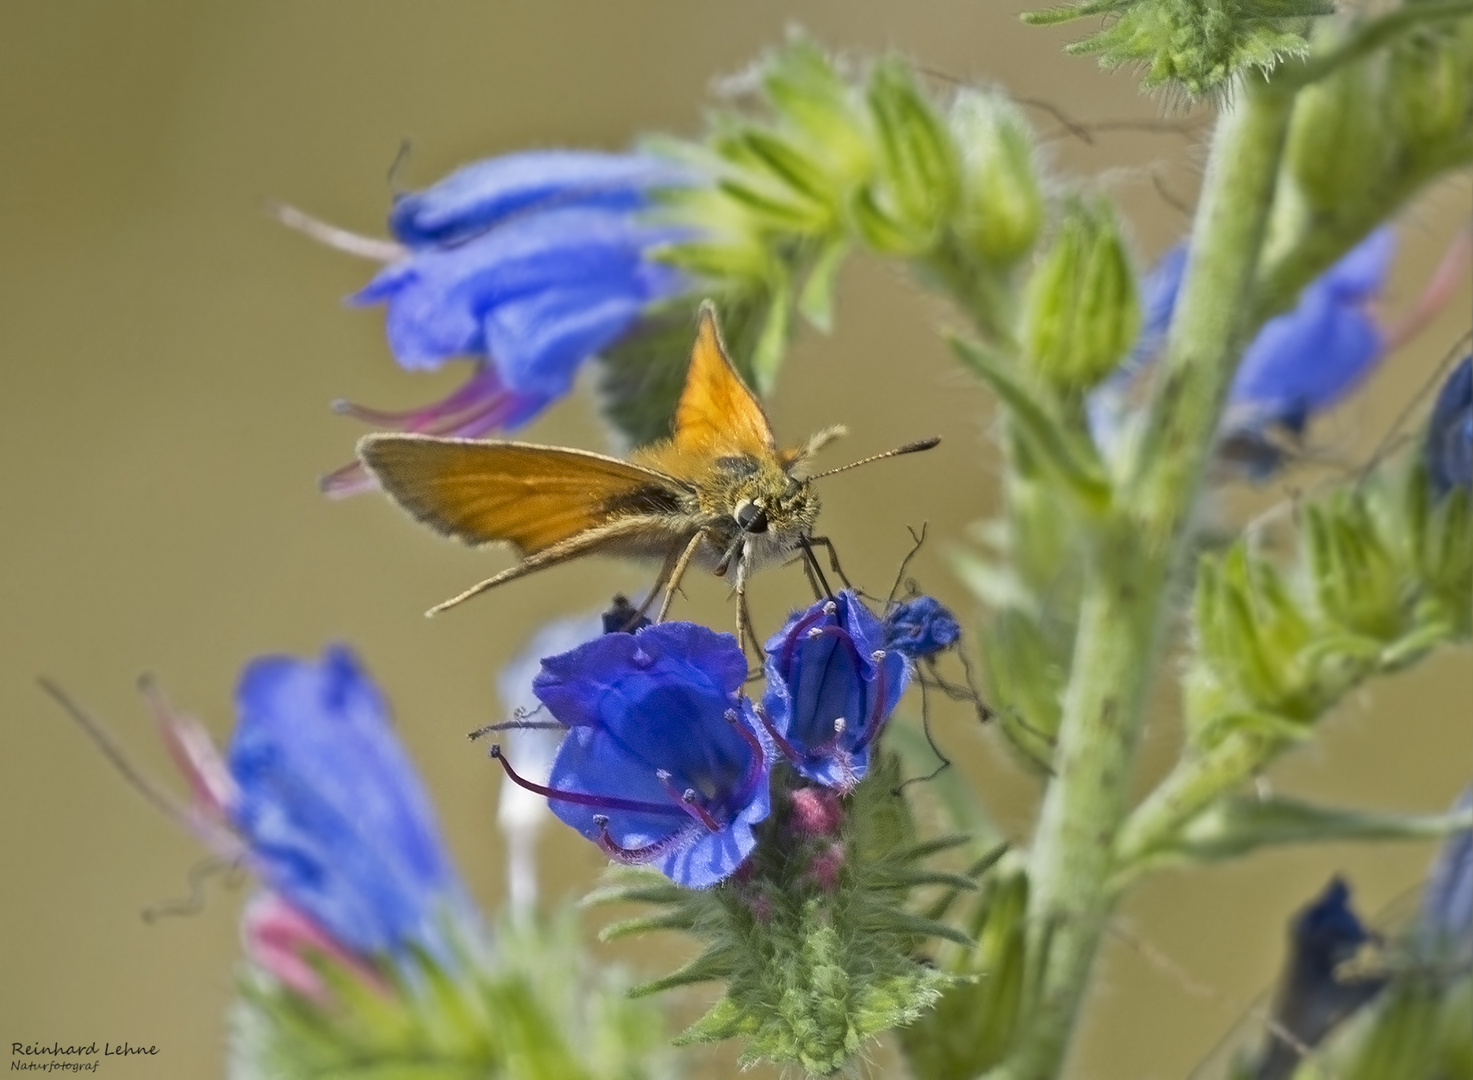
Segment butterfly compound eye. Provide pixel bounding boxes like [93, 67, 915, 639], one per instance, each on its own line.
[734, 500, 769, 534]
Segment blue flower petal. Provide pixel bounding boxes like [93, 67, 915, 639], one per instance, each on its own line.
[353, 206, 689, 382]
[532, 623, 769, 888]
[1419, 789, 1472, 958]
[762, 591, 910, 789]
[1228, 228, 1396, 425]
[389, 151, 691, 247]
[227, 646, 466, 958]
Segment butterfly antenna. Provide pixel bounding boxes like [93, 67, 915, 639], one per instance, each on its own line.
[807, 437, 941, 480]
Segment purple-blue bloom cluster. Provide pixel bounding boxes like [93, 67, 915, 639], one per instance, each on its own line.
[228, 646, 470, 960]
[883, 595, 961, 659]
[760, 592, 910, 791]
[1426, 357, 1473, 497]
[514, 622, 771, 890]
[325, 151, 697, 495]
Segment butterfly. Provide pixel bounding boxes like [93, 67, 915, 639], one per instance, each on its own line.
[357, 301, 938, 649]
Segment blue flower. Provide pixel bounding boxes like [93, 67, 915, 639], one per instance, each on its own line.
[324, 150, 697, 496]
[1418, 788, 1471, 963]
[1225, 227, 1396, 441]
[499, 622, 771, 889]
[1088, 229, 1396, 476]
[1252, 878, 1385, 1078]
[883, 595, 961, 659]
[760, 591, 910, 790]
[1426, 357, 1473, 497]
[227, 645, 470, 961]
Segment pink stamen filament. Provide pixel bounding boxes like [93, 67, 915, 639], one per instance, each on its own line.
[591, 815, 679, 863]
[489, 745, 686, 818]
[853, 654, 891, 753]
[754, 704, 802, 765]
[657, 770, 721, 832]
[778, 604, 839, 672]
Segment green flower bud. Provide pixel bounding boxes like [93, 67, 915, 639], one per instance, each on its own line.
[851, 59, 960, 256]
[1286, 51, 1390, 214]
[899, 865, 1029, 1077]
[950, 90, 1044, 266]
[1021, 197, 1141, 391]
[1387, 25, 1473, 151]
[761, 37, 874, 186]
[1302, 494, 1405, 642]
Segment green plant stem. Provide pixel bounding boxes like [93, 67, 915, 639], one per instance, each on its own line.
[988, 79, 1296, 1080]
[1111, 730, 1280, 872]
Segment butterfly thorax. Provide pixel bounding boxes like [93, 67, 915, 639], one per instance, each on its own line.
[632, 444, 820, 568]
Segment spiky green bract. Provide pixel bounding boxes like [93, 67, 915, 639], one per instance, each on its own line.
[1116, 449, 1473, 871]
[228, 907, 669, 1080]
[587, 753, 978, 1076]
[1021, 0, 1330, 96]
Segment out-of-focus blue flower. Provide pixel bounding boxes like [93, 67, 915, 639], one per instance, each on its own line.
[1253, 877, 1385, 1080]
[1426, 357, 1473, 497]
[324, 151, 698, 496]
[1088, 229, 1396, 477]
[228, 646, 471, 962]
[495, 613, 603, 914]
[1226, 227, 1396, 438]
[760, 591, 910, 791]
[883, 595, 961, 659]
[505, 622, 770, 889]
[1419, 788, 1472, 964]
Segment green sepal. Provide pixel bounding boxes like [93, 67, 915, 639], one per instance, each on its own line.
[1019, 196, 1141, 392]
[853, 58, 960, 256]
[950, 90, 1044, 266]
[797, 236, 849, 332]
[951, 336, 1113, 510]
[760, 35, 874, 182]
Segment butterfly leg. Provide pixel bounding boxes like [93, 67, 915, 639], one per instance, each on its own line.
[732, 543, 761, 667]
[803, 535, 854, 591]
[655, 532, 705, 623]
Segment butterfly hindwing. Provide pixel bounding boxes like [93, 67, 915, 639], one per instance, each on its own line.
[358, 435, 691, 555]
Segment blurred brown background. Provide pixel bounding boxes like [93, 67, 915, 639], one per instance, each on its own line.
[1, 3, 1468, 1078]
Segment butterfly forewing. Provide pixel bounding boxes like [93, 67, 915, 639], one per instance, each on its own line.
[358, 435, 691, 554]
[670, 304, 776, 459]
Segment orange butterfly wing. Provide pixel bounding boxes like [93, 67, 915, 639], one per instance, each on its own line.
[670, 303, 776, 458]
[358, 435, 690, 554]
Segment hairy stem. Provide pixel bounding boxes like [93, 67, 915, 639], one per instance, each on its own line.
[989, 79, 1296, 1080]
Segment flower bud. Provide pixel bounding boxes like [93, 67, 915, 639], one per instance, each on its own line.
[1021, 198, 1141, 391]
[950, 90, 1043, 266]
[851, 59, 960, 256]
[1387, 25, 1473, 151]
[1286, 55, 1390, 214]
